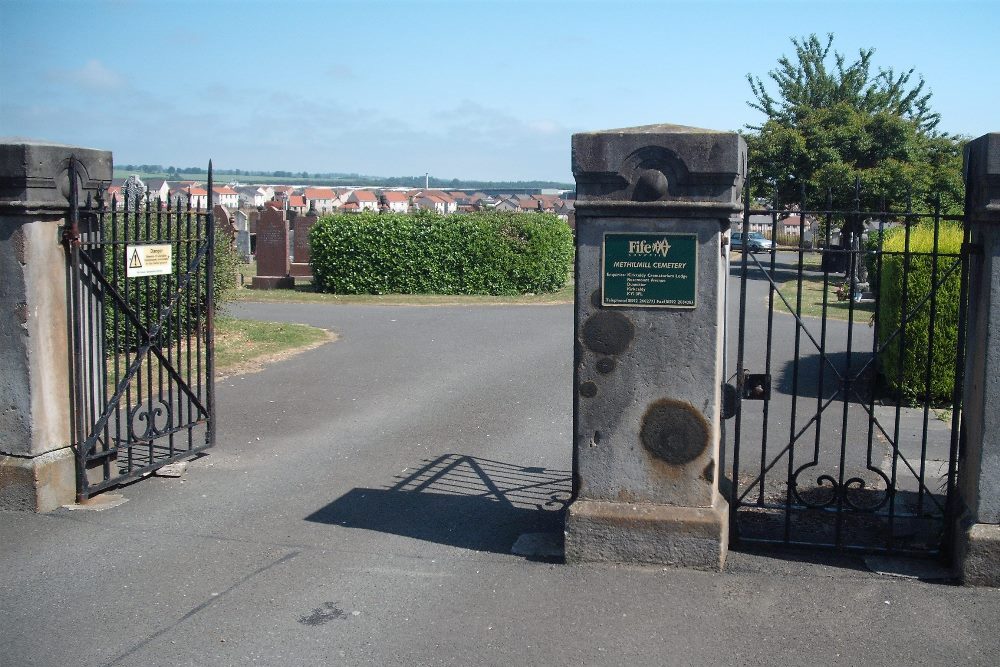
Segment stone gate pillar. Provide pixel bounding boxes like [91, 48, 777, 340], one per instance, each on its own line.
[955, 132, 1000, 585]
[0, 141, 112, 511]
[565, 125, 744, 569]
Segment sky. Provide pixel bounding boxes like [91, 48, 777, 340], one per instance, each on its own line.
[1, 0, 997, 183]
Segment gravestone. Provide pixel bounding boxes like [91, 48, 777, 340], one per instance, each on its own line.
[234, 210, 251, 261]
[565, 124, 745, 570]
[213, 205, 236, 248]
[251, 206, 293, 289]
[290, 210, 319, 278]
[121, 174, 145, 210]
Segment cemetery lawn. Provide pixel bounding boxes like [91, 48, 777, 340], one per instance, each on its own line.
[774, 274, 875, 321]
[214, 316, 333, 377]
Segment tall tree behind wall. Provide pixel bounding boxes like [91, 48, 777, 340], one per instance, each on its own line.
[745, 34, 964, 216]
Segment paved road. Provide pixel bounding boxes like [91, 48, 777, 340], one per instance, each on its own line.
[2, 301, 997, 666]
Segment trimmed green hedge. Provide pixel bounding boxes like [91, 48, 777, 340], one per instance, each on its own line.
[308, 210, 574, 295]
[878, 222, 964, 402]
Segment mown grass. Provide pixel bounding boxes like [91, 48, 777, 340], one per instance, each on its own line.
[213, 316, 331, 373]
[774, 274, 875, 321]
[766, 251, 875, 322]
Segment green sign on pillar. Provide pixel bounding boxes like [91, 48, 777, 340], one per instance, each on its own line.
[601, 232, 698, 308]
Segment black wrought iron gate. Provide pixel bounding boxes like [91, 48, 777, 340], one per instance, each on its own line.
[64, 158, 216, 500]
[728, 179, 970, 556]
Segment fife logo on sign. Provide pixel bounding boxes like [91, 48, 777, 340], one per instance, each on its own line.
[628, 238, 672, 257]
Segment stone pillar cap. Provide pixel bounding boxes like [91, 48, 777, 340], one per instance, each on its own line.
[572, 124, 745, 208]
[964, 133, 1000, 222]
[0, 140, 112, 210]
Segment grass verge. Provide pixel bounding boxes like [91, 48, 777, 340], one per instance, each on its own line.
[214, 316, 333, 377]
[774, 274, 875, 322]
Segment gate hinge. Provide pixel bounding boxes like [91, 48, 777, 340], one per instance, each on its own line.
[742, 371, 771, 401]
[61, 222, 80, 248]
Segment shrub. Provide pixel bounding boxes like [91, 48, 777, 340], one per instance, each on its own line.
[877, 222, 964, 402]
[308, 211, 574, 295]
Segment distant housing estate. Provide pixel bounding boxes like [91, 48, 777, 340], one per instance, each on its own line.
[108, 175, 576, 258]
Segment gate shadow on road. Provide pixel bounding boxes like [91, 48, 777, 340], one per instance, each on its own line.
[775, 351, 876, 403]
[305, 454, 572, 558]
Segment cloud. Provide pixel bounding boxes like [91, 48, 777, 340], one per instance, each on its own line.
[48, 59, 125, 92]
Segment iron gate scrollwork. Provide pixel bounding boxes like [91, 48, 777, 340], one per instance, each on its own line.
[729, 176, 970, 556]
[64, 157, 216, 500]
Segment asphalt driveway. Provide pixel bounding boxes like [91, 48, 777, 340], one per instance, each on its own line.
[1, 300, 997, 666]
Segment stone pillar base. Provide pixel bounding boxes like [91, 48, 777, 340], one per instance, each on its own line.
[251, 275, 295, 290]
[955, 522, 1000, 587]
[0, 448, 75, 512]
[565, 495, 729, 570]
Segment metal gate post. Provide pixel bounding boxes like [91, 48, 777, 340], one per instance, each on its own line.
[565, 125, 745, 569]
[0, 142, 112, 511]
[954, 132, 1000, 585]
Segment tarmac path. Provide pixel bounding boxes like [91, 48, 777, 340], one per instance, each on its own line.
[1, 300, 997, 666]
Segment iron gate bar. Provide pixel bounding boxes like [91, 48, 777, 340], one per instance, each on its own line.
[729, 174, 751, 540]
[916, 200, 943, 517]
[784, 185, 808, 541]
[67, 162, 216, 499]
[729, 176, 970, 555]
[944, 191, 973, 554]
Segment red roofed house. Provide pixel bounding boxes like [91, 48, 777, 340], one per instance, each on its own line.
[346, 189, 379, 212]
[304, 187, 336, 213]
[105, 185, 123, 209]
[287, 195, 308, 215]
[380, 190, 409, 213]
[169, 185, 209, 209]
[213, 185, 240, 209]
[413, 190, 457, 214]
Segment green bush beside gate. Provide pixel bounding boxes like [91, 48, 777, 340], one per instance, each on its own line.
[308, 211, 574, 296]
[878, 222, 964, 402]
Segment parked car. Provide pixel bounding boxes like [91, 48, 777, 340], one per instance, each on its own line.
[731, 231, 775, 253]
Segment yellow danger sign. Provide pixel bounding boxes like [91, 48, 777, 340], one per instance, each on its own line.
[126, 243, 173, 278]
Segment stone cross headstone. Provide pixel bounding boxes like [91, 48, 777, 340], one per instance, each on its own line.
[122, 175, 145, 211]
[251, 207, 293, 289]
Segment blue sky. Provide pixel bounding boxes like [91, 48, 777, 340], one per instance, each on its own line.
[1, 0, 996, 182]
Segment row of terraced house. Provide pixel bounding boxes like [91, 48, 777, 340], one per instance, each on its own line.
[107, 178, 575, 223]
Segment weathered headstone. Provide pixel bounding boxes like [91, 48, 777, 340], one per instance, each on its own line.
[234, 210, 251, 261]
[565, 124, 744, 570]
[121, 174, 145, 210]
[290, 211, 318, 278]
[251, 206, 293, 289]
[213, 204, 236, 246]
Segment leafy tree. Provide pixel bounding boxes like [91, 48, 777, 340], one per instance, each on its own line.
[745, 34, 964, 216]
